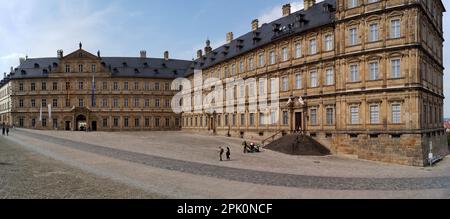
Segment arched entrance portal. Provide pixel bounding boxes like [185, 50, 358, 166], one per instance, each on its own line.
[76, 115, 87, 131]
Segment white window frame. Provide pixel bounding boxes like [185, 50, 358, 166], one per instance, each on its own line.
[310, 70, 318, 88]
[325, 35, 333, 51]
[349, 28, 358, 45]
[349, 64, 359, 82]
[295, 73, 302, 89]
[282, 76, 289, 91]
[369, 23, 378, 42]
[391, 58, 401, 78]
[325, 68, 334, 85]
[369, 61, 379, 80]
[391, 103, 402, 124]
[248, 58, 254, 71]
[309, 39, 317, 55]
[310, 108, 318, 125]
[326, 107, 334, 125]
[258, 53, 265, 67]
[282, 47, 289, 62]
[269, 51, 276, 65]
[369, 104, 380, 124]
[350, 106, 359, 124]
[348, 0, 358, 8]
[391, 19, 401, 39]
[295, 43, 302, 58]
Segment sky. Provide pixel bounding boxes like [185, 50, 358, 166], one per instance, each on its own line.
[0, 0, 450, 116]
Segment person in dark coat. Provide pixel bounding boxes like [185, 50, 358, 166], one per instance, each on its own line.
[226, 147, 231, 161]
[6, 125, 9, 136]
[219, 147, 224, 161]
[2, 123, 5, 136]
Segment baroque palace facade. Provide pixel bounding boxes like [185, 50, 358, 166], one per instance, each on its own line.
[0, 47, 190, 131]
[0, 0, 447, 166]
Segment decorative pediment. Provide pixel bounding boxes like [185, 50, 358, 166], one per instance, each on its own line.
[63, 49, 100, 61]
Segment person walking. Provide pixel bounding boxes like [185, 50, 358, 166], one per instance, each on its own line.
[2, 123, 5, 136]
[243, 141, 248, 153]
[6, 125, 9, 136]
[226, 147, 231, 161]
[219, 147, 224, 161]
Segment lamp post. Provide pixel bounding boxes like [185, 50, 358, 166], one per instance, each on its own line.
[299, 96, 307, 135]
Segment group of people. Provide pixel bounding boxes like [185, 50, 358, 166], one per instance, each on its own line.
[218, 140, 263, 161]
[2, 123, 10, 136]
[242, 141, 261, 153]
[218, 147, 231, 161]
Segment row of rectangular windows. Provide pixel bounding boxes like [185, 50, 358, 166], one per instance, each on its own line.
[64, 64, 97, 73]
[217, 59, 403, 98]
[205, 18, 404, 80]
[19, 117, 180, 129]
[183, 103, 405, 128]
[18, 98, 171, 108]
[18, 81, 172, 92]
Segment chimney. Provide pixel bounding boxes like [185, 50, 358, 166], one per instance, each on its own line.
[10, 67, 13, 73]
[164, 51, 169, 60]
[282, 4, 291, 16]
[140, 50, 147, 58]
[197, 49, 203, 59]
[226, 32, 234, 43]
[204, 39, 212, 54]
[304, 0, 316, 10]
[19, 57, 26, 65]
[57, 50, 64, 58]
[4, 73, 6, 78]
[252, 19, 259, 31]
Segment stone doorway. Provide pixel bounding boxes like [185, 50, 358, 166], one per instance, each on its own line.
[91, 121, 97, 131]
[76, 115, 87, 131]
[65, 121, 71, 131]
[295, 112, 302, 132]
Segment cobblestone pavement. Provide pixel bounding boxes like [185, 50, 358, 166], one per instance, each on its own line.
[0, 136, 161, 199]
[10, 129, 450, 192]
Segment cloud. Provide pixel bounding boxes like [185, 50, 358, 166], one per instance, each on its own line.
[0, 53, 25, 74]
[258, 1, 304, 24]
[257, 0, 325, 24]
[0, 0, 121, 79]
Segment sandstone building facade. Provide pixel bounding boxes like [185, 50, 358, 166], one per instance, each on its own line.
[0, 0, 447, 166]
[181, 0, 448, 166]
[0, 46, 190, 131]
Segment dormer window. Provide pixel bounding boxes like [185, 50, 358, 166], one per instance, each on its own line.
[52, 63, 58, 68]
[134, 68, 140, 74]
[143, 62, 149, 67]
[122, 62, 128, 67]
[21, 70, 27, 75]
[34, 63, 40, 68]
[43, 69, 48, 74]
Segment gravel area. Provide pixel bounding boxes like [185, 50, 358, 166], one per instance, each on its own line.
[0, 136, 161, 199]
[17, 129, 450, 179]
[12, 129, 450, 191]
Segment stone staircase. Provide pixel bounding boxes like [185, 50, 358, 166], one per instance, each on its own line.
[265, 134, 330, 156]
